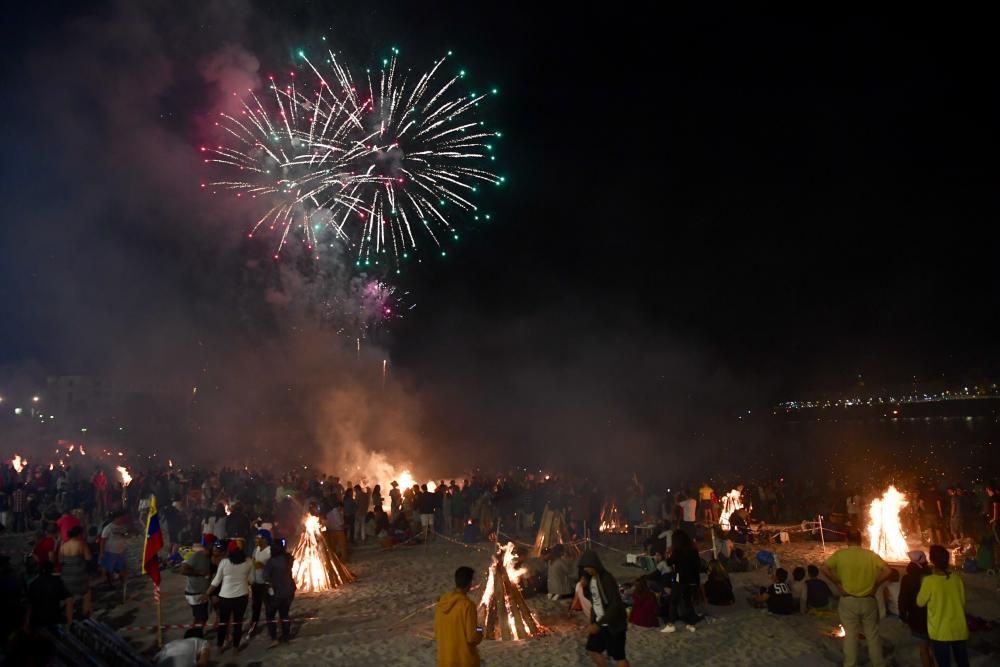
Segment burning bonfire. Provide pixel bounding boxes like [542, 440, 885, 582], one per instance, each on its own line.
[867, 485, 909, 562]
[532, 506, 577, 557]
[599, 503, 627, 533]
[291, 515, 355, 593]
[479, 542, 543, 640]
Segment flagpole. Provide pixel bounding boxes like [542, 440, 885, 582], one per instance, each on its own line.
[155, 587, 163, 648]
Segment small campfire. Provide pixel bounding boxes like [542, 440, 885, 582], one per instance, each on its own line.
[599, 503, 627, 534]
[867, 485, 909, 562]
[533, 506, 578, 556]
[291, 514, 355, 593]
[479, 542, 543, 640]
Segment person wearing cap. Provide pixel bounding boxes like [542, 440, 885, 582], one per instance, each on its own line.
[249, 530, 272, 636]
[821, 530, 892, 667]
[578, 550, 630, 667]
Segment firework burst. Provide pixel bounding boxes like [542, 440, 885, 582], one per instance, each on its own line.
[205, 45, 503, 268]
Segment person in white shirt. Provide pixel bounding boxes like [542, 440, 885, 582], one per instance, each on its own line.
[155, 628, 210, 666]
[206, 545, 252, 654]
[679, 493, 698, 536]
[249, 530, 272, 635]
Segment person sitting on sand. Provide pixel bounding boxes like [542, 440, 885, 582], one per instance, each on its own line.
[726, 547, 749, 572]
[750, 567, 796, 614]
[703, 559, 735, 605]
[628, 577, 659, 627]
[434, 566, 483, 667]
[804, 564, 834, 611]
[790, 566, 808, 614]
[547, 544, 577, 600]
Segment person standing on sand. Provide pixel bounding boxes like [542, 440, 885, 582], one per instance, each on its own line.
[820, 530, 892, 667]
[579, 550, 630, 667]
[434, 566, 483, 667]
[917, 544, 970, 667]
[698, 482, 715, 524]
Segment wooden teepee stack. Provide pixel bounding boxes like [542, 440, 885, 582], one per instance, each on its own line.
[532, 506, 577, 557]
[478, 543, 541, 640]
[291, 514, 355, 593]
[599, 502, 626, 533]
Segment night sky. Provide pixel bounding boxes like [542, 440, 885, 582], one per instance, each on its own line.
[1, 3, 997, 471]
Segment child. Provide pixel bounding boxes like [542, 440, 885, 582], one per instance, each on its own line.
[790, 566, 807, 614]
[751, 568, 796, 614]
[878, 568, 901, 619]
[805, 564, 833, 611]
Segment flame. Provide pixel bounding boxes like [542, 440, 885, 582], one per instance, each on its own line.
[168, 459, 173, 467]
[835, 624, 846, 638]
[719, 488, 744, 529]
[224, 502, 231, 516]
[291, 514, 354, 592]
[395, 470, 415, 490]
[599, 503, 627, 533]
[79, 446, 86, 455]
[867, 485, 909, 561]
[68, 444, 75, 452]
[12, 455, 26, 474]
[478, 542, 540, 640]
[427, 480, 437, 492]
[49, 463, 54, 471]
[116, 465, 132, 486]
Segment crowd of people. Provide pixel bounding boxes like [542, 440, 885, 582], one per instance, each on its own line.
[1, 457, 998, 666]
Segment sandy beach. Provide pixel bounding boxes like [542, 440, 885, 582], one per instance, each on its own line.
[61, 532, 999, 666]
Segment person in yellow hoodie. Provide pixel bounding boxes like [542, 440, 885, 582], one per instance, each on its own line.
[917, 545, 970, 667]
[434, 566, 484, 667]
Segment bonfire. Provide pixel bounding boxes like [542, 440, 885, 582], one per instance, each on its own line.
[532, 506, 577, 557]
[291, 514, 354, 593]
[599, 503, 627, 533]
[867, 485, 909, 562]
[479, 542, 543, 640]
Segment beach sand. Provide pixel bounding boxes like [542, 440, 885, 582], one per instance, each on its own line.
[40, 532, 1000, 666]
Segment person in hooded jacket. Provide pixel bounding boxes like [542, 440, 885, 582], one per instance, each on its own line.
[579, 550, 630, 667]
[434, 566, 483, 667]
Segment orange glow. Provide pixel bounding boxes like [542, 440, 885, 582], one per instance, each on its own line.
[478, 542, 541, 640]
[599, 503, 627, 533]
[116, 466, 132, 486]
[291, 514, 354, 593]
[867, 485, 909, 561]
[835, 624, 846, 638]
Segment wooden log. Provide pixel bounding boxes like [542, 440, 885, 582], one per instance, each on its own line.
[496, 571, 511, 641]
[504, 573, 537, 636]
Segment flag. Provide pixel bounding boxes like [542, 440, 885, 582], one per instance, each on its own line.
[142, 494, 163, 586]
